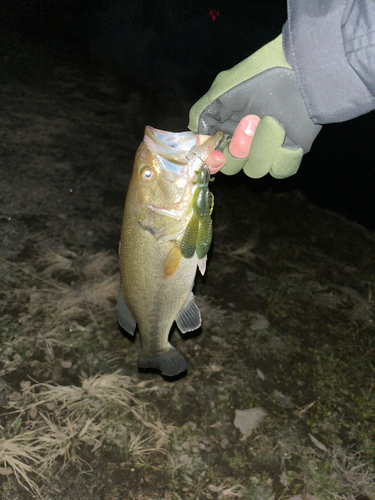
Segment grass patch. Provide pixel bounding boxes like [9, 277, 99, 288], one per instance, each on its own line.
[1, 372, 172, 497]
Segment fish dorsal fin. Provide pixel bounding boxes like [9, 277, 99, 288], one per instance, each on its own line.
[163, 241, 182, 279]
[116, 293, 136, 335]
[176, 292, 201, 333]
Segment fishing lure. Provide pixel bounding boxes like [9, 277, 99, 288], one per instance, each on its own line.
[180, 166, 214, 260]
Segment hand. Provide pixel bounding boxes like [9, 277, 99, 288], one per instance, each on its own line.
[200, 115, 261, 174]
[190, 35, 322, 179]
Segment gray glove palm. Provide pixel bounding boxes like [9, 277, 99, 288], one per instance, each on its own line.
[188, 35, 322, 179]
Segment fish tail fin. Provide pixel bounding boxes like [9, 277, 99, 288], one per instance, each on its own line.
[138, 346, 187, 377]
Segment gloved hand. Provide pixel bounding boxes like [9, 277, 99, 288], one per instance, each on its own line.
[188, 35, 322, 179]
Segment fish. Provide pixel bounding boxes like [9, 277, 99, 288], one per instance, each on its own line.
[117, 126, 223, 377]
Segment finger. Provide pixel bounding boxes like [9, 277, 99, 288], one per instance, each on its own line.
[228, 114, 261, 158]
[206, 150, 226, 174]
[196, 134, 226, 174]
[243, 116, 284, 178]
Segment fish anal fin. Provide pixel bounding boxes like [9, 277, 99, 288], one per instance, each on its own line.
[116, 293, 136, 335]
[138, 346, 187, 377]
[176, 292, 201, 333]
[163, 241, 182, 279]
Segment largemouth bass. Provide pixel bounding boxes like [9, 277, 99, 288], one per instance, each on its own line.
[117, 126, 223, 377]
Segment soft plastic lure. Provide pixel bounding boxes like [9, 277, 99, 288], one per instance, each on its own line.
[180, 165, 214, 260]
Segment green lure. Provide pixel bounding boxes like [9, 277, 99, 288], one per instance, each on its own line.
[180, 166, 214, 260]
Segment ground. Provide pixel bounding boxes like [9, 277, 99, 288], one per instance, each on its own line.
[0, 32, 374, 500]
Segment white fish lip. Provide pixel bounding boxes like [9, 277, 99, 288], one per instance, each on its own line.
[144, 126, 224, 177]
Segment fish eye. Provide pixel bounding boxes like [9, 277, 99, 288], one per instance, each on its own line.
[140, 167, 154, 181]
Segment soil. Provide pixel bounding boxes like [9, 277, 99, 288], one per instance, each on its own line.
[0, 30, 374, 500]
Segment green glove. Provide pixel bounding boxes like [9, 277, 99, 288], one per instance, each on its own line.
[188, 35, 322, 179]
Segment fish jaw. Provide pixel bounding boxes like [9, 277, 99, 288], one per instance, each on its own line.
[146, 125, 224, 183]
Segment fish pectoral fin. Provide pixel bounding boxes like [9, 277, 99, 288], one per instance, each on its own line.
[116, 293, 136, 335]
[176, 292, 202, 333]
[163, 241, 182, 279]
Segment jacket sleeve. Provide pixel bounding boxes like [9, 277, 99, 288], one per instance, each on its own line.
[282, 0, 375, 124]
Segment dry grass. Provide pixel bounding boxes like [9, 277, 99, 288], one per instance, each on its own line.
[35, 247, 76, 277]
[215, 238, 257, 263]
[330, 446, 375, 499]
[32, 248, 119, 317]
[208, 482, 246, 498]
[0, 248, 119, 377]
[1, 247, 172, 497]
[55, 273, 119, 317]
[2, 372, 173, 497]
[0, 430, 46, 495]
[278, 438, 375, 500]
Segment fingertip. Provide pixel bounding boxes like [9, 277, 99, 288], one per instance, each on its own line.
[229, 114, 261, 159]
[196, 133, 226, 173]
[206, 150, 226, 174]
[243, 114, 261, 135]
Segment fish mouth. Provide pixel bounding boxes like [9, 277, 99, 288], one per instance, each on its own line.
[143, 127, 196, 174]
[144, 126, 224, 176]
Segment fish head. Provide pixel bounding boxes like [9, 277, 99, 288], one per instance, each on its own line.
[130, 126, 223, 240]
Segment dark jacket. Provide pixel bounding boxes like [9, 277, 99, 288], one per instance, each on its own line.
[283, 0, 375, 124]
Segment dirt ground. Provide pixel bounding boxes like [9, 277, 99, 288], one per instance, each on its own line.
[0, 32, 374, 500]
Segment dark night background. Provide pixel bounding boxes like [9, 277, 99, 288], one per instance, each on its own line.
[1, 3, 375, 498]
[1, 0, 374, 231]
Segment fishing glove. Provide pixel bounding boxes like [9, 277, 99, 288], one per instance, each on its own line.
[188, 35, 322, 179]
